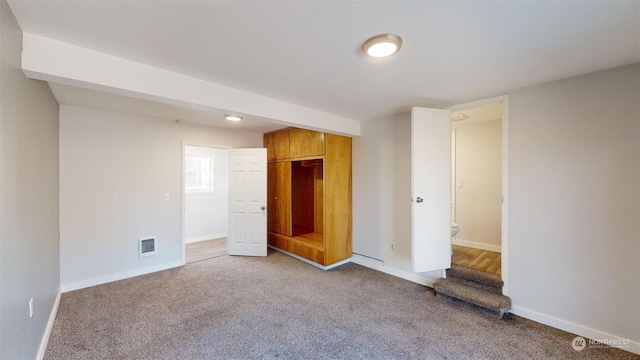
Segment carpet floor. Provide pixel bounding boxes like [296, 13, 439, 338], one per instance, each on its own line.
[45, 250, 635, 359]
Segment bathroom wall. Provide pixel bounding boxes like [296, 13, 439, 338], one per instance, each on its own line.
[453, 118, 502, 251]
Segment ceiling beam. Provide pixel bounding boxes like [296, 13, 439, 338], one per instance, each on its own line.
[21, 33, 361, 136]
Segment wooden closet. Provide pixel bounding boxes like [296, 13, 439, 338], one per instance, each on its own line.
[264, 128, 352, 266]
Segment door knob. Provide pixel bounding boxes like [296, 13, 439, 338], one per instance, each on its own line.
[261, 206, 266, 210]
[416, 197, 424, 203]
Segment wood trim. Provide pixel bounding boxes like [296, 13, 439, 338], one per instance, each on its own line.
[273, 130, 290, 160]
[289, 128, 325, 158]
[268, 231, 325, 265]
[323, 134, 352, 265]
[264, 133, 275, 160]
[276, 162, 292, 236]
[314, 164, 324, 233]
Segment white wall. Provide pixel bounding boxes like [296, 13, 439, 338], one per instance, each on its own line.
[453, 119, 502, 251]
[353, 63, 640, 351]
[0, 0, 60, 358]
[352, 113, 442, 285]
[185, 146, 228, 243]
[59, 105, 262, 291]
[508, 64, 639, 347]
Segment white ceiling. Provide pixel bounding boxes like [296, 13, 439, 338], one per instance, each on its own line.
[8, 1, 640, 130]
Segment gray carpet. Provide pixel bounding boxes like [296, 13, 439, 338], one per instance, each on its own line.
[45, 250, 636, 359]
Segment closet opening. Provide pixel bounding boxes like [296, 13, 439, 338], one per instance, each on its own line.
[291, 159, 323, 248]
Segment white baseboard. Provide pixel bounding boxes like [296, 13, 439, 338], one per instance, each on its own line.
[60, 260, 183, 293]
[350, 253, 438, 288]
[186, 233, 227, 244]
[453, 238, 501, 253]
[511, 305, 639, 355]
[37, 290, 61, 360]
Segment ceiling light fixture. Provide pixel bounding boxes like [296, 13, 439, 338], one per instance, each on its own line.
[451, 113, 468, 121]
[362, 33, 403, 58]
[225, 114, 242, 122]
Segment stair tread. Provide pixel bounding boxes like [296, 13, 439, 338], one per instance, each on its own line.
[436, 293, 508, 319]
[434, 278, 511, 314]
[447, 264, 503, 288]
[449, 275, 504, 294]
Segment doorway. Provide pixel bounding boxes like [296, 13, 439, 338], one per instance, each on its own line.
[446, 96, 509, 292]
[183, 145, 229, 264]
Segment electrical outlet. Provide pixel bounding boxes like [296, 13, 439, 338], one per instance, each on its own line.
[29, 298, 33, 318]
[391, 243, 395, 251]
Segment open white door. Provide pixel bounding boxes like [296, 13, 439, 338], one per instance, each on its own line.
[228, 148, 267, 257]
[411, 107, 452, 272]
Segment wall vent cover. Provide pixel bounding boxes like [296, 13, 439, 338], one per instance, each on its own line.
[139, 237, 157, 257]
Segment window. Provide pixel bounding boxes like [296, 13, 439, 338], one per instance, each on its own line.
[185, 155, 214, 192]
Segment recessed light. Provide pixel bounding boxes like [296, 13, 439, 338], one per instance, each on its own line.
[225, 115, 242, 122]
[362, 33, 403, 58]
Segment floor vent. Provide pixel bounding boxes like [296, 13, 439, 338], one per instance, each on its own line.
[139, 237, 157, 257]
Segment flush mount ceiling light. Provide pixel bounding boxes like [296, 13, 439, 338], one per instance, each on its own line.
[451, 113, 468, 121]
[224, 114, 242, 122]
[362, 33, 403, 58]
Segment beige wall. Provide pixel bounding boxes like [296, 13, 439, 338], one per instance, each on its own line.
[453, 119, 502, 250]
[508, 63, 639, 344]
[353, 114, 411, 268]
[59, 106, 262, 291]
[352, 113, 442, 283]
[0, 0, 60, 358]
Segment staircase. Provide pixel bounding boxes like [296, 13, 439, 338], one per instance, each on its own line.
[434, 264, 511, 319]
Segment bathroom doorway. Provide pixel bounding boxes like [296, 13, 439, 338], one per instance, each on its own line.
[446, 96, 509, 290]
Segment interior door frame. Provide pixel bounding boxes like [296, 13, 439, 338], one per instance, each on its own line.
[444, 95, 510, 295]
[181, 142, 231, 265]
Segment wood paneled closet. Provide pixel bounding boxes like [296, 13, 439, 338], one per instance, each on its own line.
[264, 128, 352, 266]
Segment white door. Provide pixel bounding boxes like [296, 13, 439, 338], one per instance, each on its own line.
[411, 107, 452, 272]
[228, 148, 267, 257]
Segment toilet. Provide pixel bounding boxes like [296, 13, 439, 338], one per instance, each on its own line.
[450, 223, 459, 256]
[451, 223, 459, 237]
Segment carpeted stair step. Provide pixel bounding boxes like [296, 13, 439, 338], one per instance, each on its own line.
[446, 275, 505, 295]
[446, 264, 504, 294]
[434, 277, 511, 319]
